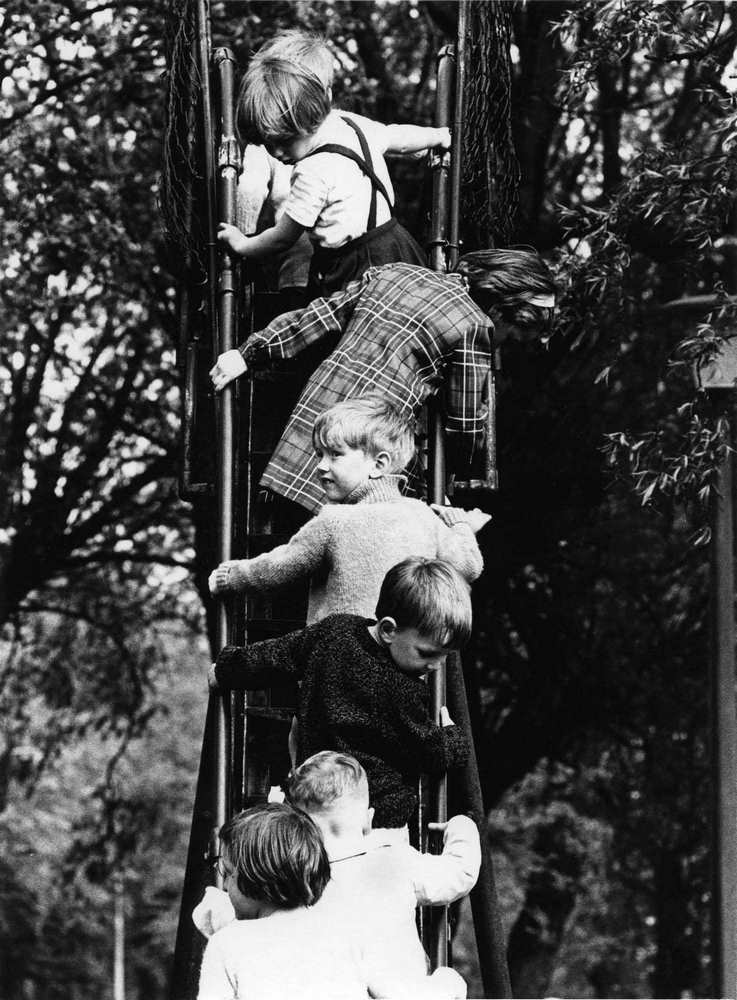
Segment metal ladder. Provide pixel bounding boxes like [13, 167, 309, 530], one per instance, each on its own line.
[169, 3, 511, 997]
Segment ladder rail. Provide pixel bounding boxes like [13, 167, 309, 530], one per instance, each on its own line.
[426, 2, 511, 994]
[169, 15, 239, 998]
[422, 31, 456, 971]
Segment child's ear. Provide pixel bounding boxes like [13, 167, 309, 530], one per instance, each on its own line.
[369, 450, 392, 478]
[377, 616, 398, 643]
[362, 805, 375, 836]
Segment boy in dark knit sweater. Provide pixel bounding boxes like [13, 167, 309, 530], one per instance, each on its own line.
[209, 557, 471, 834]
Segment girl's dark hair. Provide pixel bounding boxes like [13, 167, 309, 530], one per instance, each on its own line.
[220, 803, 330, 909]
[454, 248, 556, 304]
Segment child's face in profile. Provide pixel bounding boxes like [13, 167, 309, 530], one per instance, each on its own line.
[265, 132, 316, 166]
[315, 443, 379, 502]
[219, 854, 261, 920]
[387, 626, 451, 676]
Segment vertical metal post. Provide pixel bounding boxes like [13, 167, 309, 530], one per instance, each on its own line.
[427, 405, 449, 971]
[209, 44, 239, 873]
[425, 21, 457, 973]
[170, 15, 238, 1000]
[447, 0, 467, 271]
[113, 871, 125, 1000]
[710, 412, 737, 998]
[711, 205, 737, 999]
[441, 2, 510, 994]
[214, 46, 244, 815]
[428, 45, 454, 273]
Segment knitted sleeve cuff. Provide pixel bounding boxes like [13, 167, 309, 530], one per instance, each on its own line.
[443, 724, 471, 768]
[214, 645, 247, 690]
[442, 507, 473, 527]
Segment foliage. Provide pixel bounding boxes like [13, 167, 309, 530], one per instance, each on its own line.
[461, 1, 737, 994]
[0, 630, 205, 1000]
[551, 2, 737, 519]
[0, 3, 204, 793]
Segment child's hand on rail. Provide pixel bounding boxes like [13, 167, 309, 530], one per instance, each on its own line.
[218, 222, 250, 256]
[209, 350, 247, 391]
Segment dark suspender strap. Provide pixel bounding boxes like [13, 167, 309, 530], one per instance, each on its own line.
[301, 123, 394, 230]
[340, 116, 382, 230]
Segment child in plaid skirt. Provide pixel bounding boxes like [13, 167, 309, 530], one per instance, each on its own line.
[209, 253, 557, 513]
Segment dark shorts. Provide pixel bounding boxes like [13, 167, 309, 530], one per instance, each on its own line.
[308, 218, 427, 298]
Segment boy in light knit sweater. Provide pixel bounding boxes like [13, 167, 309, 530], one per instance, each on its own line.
[208, 395, 484, 622]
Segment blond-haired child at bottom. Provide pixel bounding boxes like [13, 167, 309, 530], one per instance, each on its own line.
[195, 756, 477, 999]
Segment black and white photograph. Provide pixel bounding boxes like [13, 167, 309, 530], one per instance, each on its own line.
[2, 2, 736, 997]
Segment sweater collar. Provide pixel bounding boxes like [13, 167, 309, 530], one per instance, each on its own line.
[343, 475, 406, 506]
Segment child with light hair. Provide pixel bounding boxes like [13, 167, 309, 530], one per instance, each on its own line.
[195, 753, 478, 998]
[209, 395, 484, 626]
[210, 557, 473, 834]
[288, 751, 481, 910]
[234, 30, 337, 305]
[219, 29, 450, 296]
[198, 801, 467, 999]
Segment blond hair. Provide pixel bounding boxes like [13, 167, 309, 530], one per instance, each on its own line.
[287, 751, 368, 813]
[375, 557, 473, 648]
[250, 29, 334, 88]
[312, 395, 416, 473]
[237, 56, 331, 146]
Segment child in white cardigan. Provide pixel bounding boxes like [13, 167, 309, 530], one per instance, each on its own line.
[195, 756, 473, 999]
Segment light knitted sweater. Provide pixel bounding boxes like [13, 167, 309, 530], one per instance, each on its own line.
[222, 477, 483, 623]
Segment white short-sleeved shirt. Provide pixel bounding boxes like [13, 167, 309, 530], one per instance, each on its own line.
[285, 110, 395, 249]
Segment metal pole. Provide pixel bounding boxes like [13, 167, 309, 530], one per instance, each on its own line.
[428, 44, 454, 273]
[711, 202, 737, 999]
[425, 28, 456, 971]
[113, 871, 125, 1000]
[209, 43, 239, 875]
[710, 409, 737, 998]
[428, 404, 449, 971]
[170, 15, 237, 1000]
[214, 45, 244, 814]
[446, 654, 512, 998]
[447, 0, 468, 271]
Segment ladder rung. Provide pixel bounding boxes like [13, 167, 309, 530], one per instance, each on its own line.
[246, 617, 305, 631]
[246, 534, 291, 544]
[246, 706, 294, 721]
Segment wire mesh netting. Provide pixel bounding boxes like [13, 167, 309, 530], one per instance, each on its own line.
[462, 0, 520, 249]
[161, 0, 206, 279]
[161, 1, 518, 264]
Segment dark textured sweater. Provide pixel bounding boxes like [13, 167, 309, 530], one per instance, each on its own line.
[215, 614, 469, 828]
